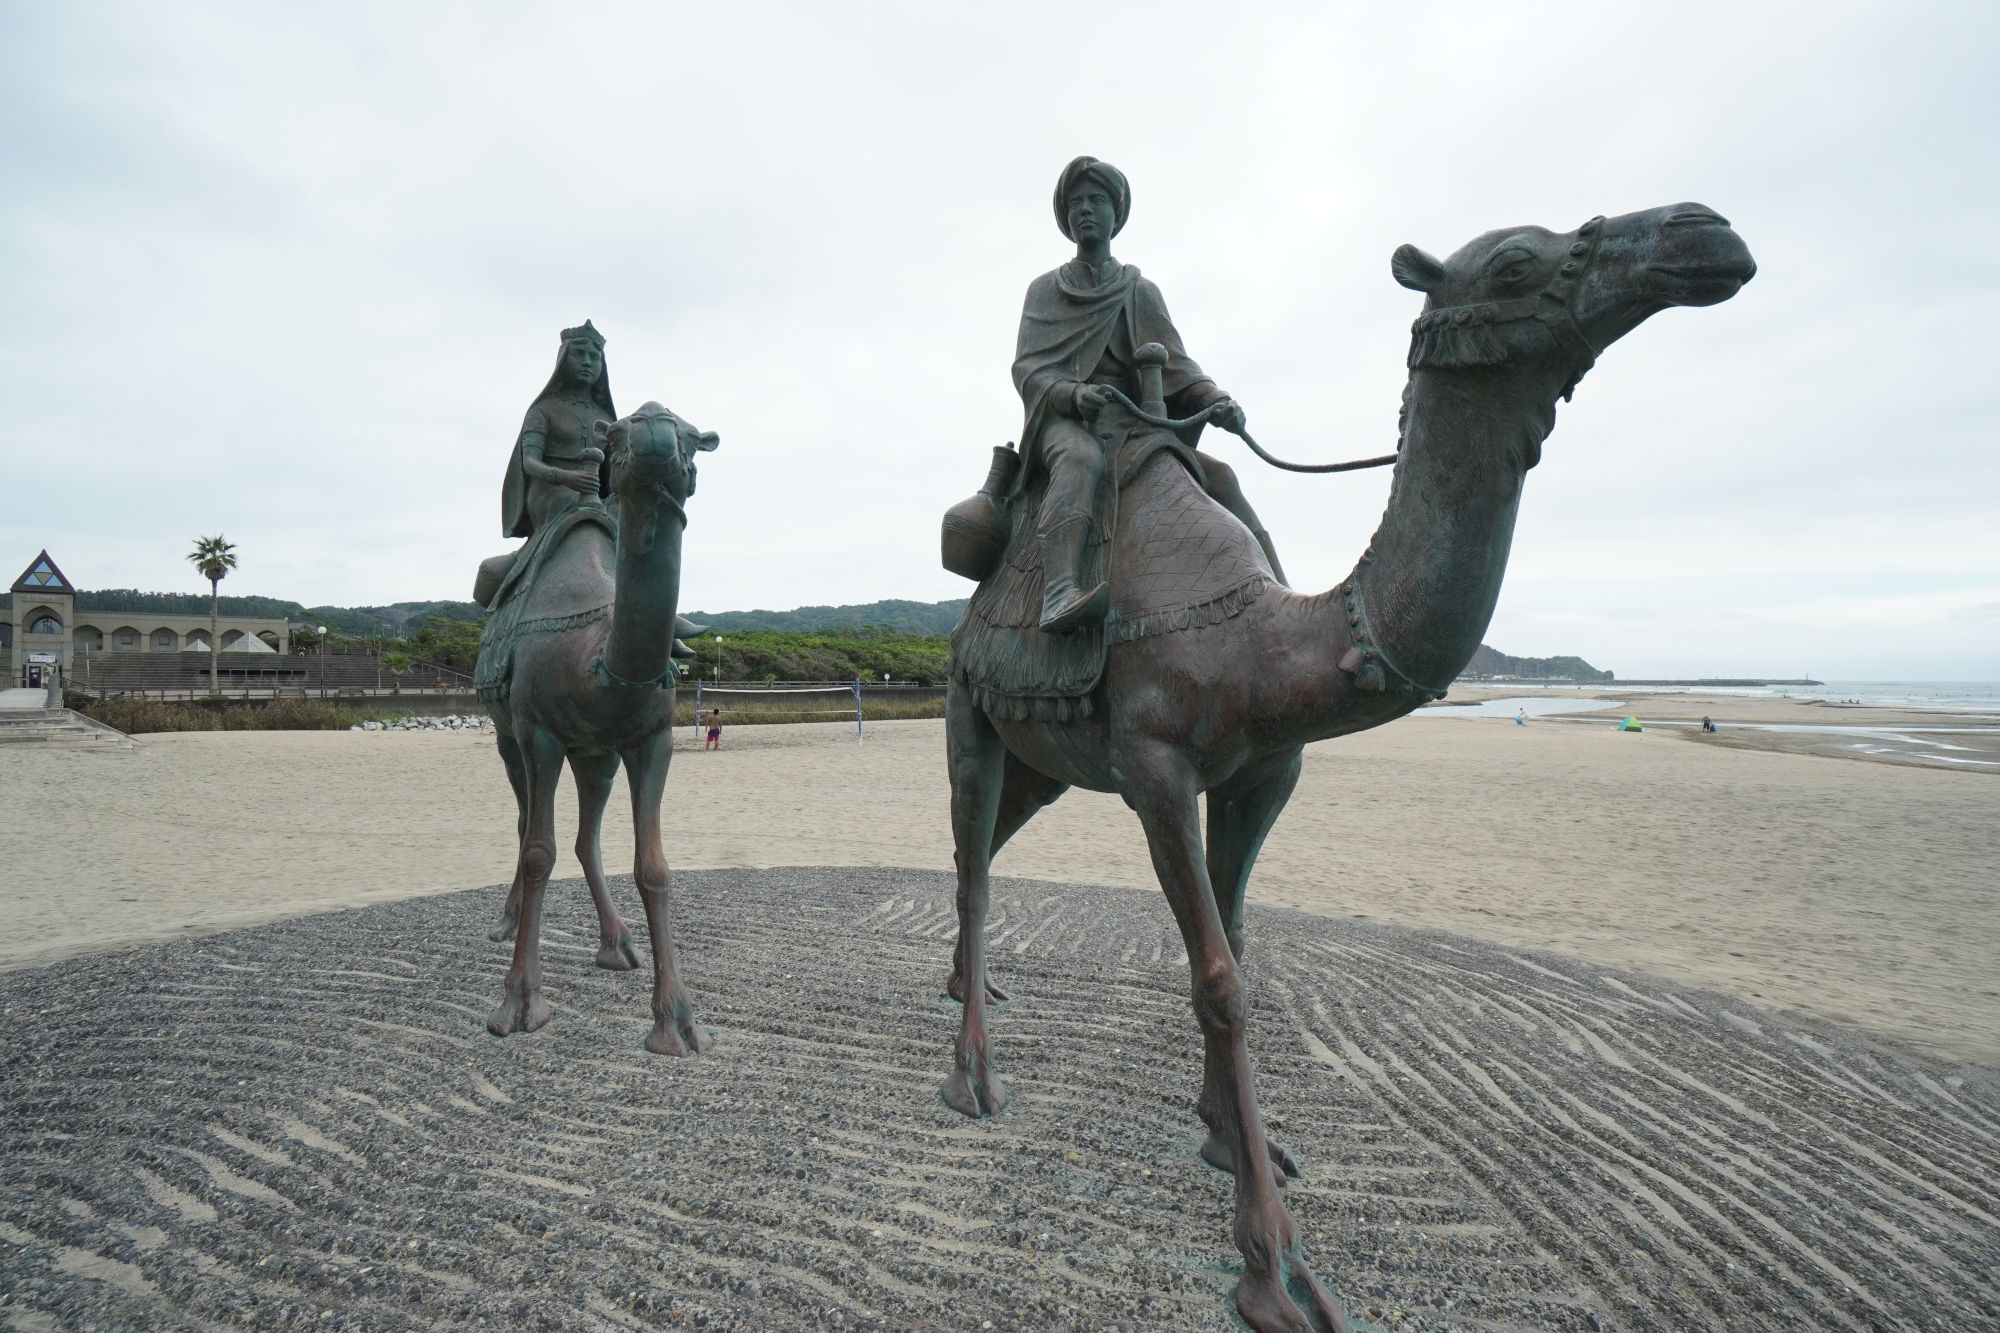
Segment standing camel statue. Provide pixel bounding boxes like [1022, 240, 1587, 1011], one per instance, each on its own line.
[942, 202, 1755, 1332]
[475, 399, 720, 1056]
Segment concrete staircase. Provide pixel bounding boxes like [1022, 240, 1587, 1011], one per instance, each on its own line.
[0, 708, 139, 750]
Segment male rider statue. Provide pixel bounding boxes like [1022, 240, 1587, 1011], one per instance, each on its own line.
[1012, 155, 1286, 634]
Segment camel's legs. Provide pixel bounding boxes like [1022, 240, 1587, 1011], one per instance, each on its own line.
[570, 751, 640, 971]
[488, 732, 531, 943]
[487, 729, 564, 1038]
[1200, 752, 1306, 1180]
[940, 685, 1009, 1116]
[1207, 752, 1303, 962]
[1120, 743, 1347, 1333]
[624, 728, 708, 1056]
[946, 751, 1068, 1006]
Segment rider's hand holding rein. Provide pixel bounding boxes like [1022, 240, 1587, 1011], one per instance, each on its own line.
[1073, 383, 1115, 420]
[1206, 397, 1247, 435]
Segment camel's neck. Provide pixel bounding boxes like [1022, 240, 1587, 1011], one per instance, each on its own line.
[1331, 364, 1563, 697]
[602, 487, 687, 687]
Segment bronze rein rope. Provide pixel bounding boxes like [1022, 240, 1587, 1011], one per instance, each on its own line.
[1097, 388, 1398, 475]
[1101, 215, 1608, 475]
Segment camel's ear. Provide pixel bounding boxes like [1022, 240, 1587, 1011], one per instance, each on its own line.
[1391, 244, 1447, 293]
[692, 431, 719, 453]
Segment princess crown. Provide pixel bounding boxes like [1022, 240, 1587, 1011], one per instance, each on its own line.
[560, 319, 605, 348]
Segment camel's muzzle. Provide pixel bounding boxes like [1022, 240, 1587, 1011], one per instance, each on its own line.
[1634, 202, 1756, 306]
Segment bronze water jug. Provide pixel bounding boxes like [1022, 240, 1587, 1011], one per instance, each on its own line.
[940, 444, 1021, 582]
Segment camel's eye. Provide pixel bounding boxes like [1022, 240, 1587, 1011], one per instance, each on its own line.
[1492, 253, 1536, 286]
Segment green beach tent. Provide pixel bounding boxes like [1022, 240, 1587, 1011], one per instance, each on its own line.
[1618, 716, 1643, 732]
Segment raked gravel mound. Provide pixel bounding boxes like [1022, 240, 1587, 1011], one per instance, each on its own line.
[2, 868, 1996, 1333]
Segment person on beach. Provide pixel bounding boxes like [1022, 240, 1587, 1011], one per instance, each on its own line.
[1701, 715, 1717, 734]
[705, 709, 721, 750]
[1515, 708, 1527, 726]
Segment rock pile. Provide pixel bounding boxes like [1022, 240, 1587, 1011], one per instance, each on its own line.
[350, 714, 494, 733]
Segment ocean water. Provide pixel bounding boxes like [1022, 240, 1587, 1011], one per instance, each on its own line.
[1418, 683, 2000, 770]
[1453, 681, 2000, 713]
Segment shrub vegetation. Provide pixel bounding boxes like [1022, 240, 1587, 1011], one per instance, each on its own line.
[691, 628, 949, 685]
[84, 698, 363, 733]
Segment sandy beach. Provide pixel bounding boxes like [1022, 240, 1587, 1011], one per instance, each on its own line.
[4, 695, 1994, 1067]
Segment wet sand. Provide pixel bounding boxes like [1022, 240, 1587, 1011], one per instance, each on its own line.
[1449, 684, 2000, 772]
[5, 699, 1993, 1067]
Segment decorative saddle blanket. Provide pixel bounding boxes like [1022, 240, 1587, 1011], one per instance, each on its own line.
[473, 503, 616, 704]
[951, 425, 1274, 721]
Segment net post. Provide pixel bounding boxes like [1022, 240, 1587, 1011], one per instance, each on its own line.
[693, 679, 701, 739]
[854, 677, 863, 744]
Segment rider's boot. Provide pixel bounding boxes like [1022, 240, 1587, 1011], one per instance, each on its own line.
[1037, 518, 1109, 634]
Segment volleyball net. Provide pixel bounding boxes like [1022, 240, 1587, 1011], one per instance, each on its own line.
[688, 680, 867, 742]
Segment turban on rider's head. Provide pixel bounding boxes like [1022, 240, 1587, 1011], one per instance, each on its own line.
[1053, 156, 1130, 241]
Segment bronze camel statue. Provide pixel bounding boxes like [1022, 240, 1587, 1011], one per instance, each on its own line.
[941, 203, 1756, 1332]
[476, 400, 720, 1056]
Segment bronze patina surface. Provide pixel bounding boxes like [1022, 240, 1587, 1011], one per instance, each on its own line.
[942, 179, 1756, 1332]
[474, 325, 721, 1057]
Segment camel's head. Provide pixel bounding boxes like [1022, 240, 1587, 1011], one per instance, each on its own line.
[599, 401, 720, 507]
[1390, 203, 1755, 398]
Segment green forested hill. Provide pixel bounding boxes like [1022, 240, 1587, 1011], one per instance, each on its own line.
[57, 589, 1603, 684]
[1461, 644, 1613, 681]
[65, 591, 488, 640]
[685, 599, 967, 636]
[72, 589, 306, 618]
[692, 628, 949, 684]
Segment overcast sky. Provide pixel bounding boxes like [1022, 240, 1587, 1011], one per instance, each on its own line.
[3, 3, 1995, 678]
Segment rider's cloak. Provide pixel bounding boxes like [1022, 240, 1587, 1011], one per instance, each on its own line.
[502, 352, 617, 539]
[1009, 261, 1223, 498]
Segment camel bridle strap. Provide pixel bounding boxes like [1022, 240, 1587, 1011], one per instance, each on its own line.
[1095, 217, 1607, 474]
[1409, 215, 1607, 397]
[1332, 222, 1609, 703]
[1337, 575, 1450, 703]
[591, 654, 676, 691]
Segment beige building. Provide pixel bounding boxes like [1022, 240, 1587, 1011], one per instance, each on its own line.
[3, 551, 293, 688]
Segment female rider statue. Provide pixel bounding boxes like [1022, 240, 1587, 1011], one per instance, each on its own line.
[472, 321, 621, 697]
[503, 320, 617, 542]
[1012, 156, 1285, 634]
[473, 321, 619, 617]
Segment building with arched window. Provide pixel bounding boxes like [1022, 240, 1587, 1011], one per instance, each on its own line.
[2, 551, 292, 689]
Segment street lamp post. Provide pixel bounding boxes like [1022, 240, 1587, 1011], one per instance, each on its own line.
[318, 625, 329, 700]
[714, 634, 723, 682]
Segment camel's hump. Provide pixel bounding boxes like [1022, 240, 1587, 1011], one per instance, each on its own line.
[1110, 458, 1275, 641]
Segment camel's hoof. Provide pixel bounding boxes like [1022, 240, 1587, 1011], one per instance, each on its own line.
[944, 971, 1011, 1006]
[939, 1066, 1010, 1118]
[595, 931, 641, 971]
[486, 993, 551, 1038]
[1201, 1131, 1302, 1186]
[644, 1021, 713, 1057]
[1234, 1249, 1350, 1333]
[488, 916, 519, 944]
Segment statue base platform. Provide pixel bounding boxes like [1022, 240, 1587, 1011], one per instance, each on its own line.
[2, 868, 1990, 1331]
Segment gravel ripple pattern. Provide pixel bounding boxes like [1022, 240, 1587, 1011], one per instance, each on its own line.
[2, 867, 1996, 1332]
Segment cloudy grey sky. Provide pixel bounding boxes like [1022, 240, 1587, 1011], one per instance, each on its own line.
[3, 3, 1994, 678]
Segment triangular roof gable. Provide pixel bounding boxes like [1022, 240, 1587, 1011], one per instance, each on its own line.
[10, 550, 73, 595]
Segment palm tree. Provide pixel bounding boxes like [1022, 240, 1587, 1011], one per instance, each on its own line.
[186, 535, 237, 697]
